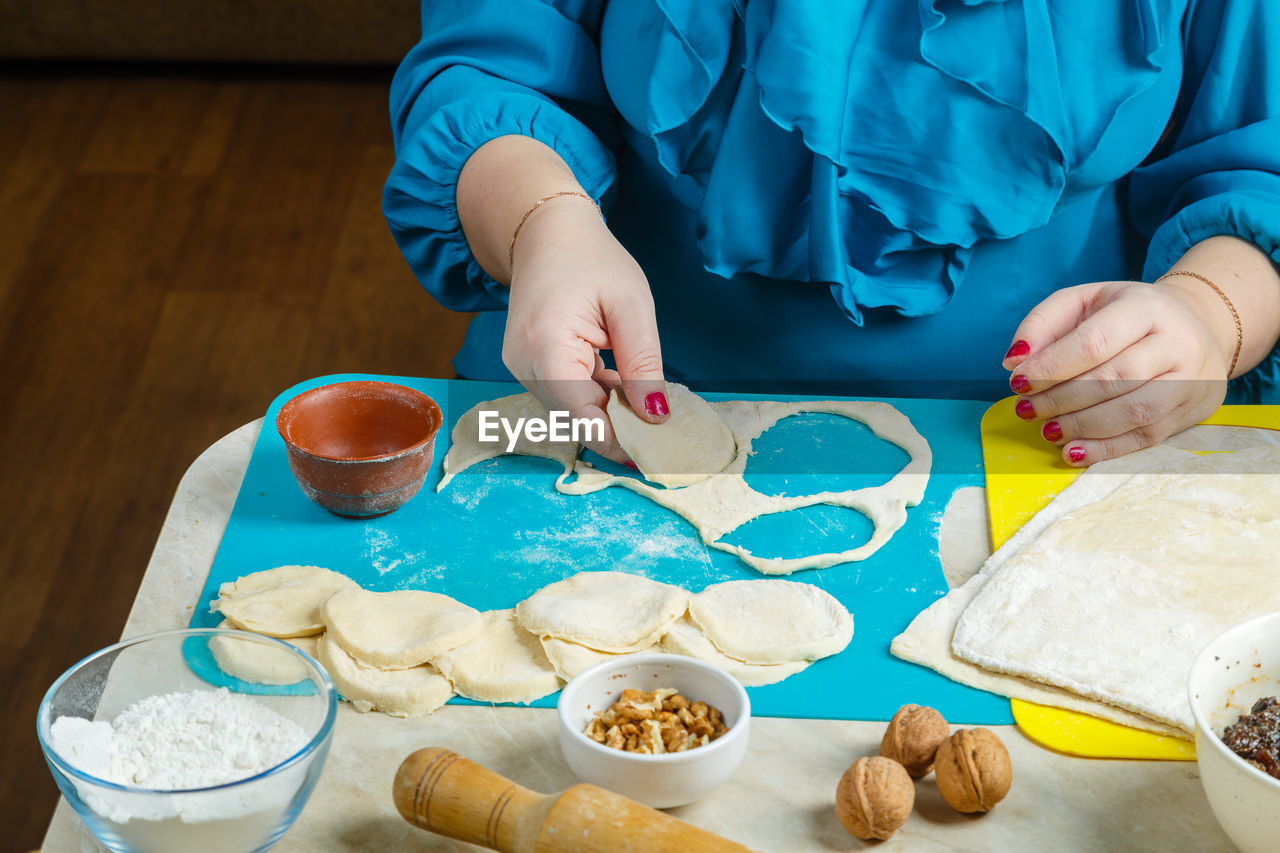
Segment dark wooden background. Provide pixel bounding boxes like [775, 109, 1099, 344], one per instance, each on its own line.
[0, 64, 473, 849]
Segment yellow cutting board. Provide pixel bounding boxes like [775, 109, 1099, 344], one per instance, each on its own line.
[980, 398, 1280, 760]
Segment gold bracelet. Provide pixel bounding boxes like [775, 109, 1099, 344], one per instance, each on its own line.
[1154, 270, 1242, 377]
[507, 191, 601, 273]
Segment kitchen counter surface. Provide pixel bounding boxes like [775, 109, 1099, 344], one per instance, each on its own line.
[42, 421, 1234, 852]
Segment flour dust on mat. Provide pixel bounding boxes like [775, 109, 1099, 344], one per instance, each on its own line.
[438, 389, 932, 574]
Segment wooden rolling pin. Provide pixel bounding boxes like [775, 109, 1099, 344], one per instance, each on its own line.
[393, 747, 755, 852]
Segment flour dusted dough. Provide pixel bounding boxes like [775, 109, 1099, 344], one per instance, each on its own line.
[938, 486, 991, 590]
[516, 571, 689, 653]
[436, 392, 580, 491]
[539, 636, 660, 681]
[321, 588, 482, 669]
[690, 579, 853, 665]
[950, 443, 1280, 733]
[439, 392, 931, 574]
[432, 609, 562, 704]
[209, 621, 319, 685]
[660, 616, 810, 687]
[609, 383, 735, 487]
[316, 633, 453, 717]
[893, 445, 1198, 734]
[211, 565, 357, 638]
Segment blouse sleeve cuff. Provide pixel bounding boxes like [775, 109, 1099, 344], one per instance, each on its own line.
[383, 86, 617, 313]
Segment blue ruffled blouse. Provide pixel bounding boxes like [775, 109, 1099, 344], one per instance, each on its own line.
[384, 0, 1280, 400]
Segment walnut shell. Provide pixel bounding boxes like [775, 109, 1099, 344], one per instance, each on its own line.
[880, 704, 950, 778]
[934, 727, 1012, 813]
[834, 756, 915, 840]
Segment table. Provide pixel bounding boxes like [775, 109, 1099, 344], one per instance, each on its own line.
[42, 421, 1235, 852]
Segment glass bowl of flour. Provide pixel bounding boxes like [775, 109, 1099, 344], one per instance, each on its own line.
[37, 628, 337, 853]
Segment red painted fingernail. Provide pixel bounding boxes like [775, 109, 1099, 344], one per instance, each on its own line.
[1015, 398, 1035, 420]
[1005, 340, 1030, 361]
[1042, 421, 1063, 442]
[645, 392, 669, 418]
[1010, 374, 1031, 394]
[624, 461, 638, 470]
[1067, 446, 1087, 463]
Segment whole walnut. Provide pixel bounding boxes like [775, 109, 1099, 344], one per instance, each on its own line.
[880, 704, 950, 778]
[834, 756, 915, 840]
[934, 727, 1013, 813]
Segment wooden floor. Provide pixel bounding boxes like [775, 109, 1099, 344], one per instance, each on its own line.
[0, 64, 472, 848]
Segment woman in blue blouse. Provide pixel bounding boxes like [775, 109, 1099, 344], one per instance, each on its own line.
[384, 1, 1280, 466]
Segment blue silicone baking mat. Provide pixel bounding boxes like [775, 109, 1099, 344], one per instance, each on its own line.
[190, 373, 1011, 724]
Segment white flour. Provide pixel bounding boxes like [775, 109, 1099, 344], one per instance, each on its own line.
[49, 687, 315, 849]
[51, 687, 307, 790]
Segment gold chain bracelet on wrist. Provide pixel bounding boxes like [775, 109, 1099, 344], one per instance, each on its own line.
[507, 191, 601, 273]
[1153, 270, 1242, 377]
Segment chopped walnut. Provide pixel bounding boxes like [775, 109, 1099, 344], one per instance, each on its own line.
[584, 687, 729, 754]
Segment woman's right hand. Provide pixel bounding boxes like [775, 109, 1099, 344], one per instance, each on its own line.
[502, 195, 669, 463]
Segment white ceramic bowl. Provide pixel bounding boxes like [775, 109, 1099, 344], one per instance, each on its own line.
[557, 653, 750, 808]
[1188, 611, 1280, 853]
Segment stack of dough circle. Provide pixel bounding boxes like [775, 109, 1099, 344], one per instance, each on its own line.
[432, 609, 562, 704]
[320, 588, 482, 669]
[515, 571, 689, 652]
[211, 565, 357, 637]
[538, 636, 660, 681]
[608, 383, 736, 488]
[659, 616, 810, 686]
[209, 619, 319, 685]
[315, 634, 453, 717]
[690, 579, 854, 664]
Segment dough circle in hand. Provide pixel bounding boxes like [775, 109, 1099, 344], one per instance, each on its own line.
[690, 579, 853, 664]
[609, 383, 735, 488]
[516, 571, 689, 653]
[432, 609, 562, 704]
[209, 620, 318, 685]
[539, 636, 659, 681]
[321, 588, 483, 669]
[316, 633, 453, 717]
[211, 565, 357, 638]
[659, 615, 810, 687]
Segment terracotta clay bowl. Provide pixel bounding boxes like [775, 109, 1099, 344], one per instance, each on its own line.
[276, 381, 442, 518]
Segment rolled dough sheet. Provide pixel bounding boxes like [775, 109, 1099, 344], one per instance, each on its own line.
[893, 444, 1197, 735]
[951, 443, 1280, 733]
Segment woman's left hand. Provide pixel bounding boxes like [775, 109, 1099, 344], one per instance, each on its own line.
[1001, 279, 1233, 466]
